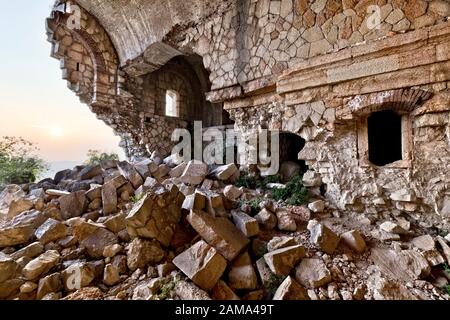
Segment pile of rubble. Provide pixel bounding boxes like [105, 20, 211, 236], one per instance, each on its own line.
[0, 153, 450, 300]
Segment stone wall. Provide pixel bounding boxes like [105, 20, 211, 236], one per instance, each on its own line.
[47, 1, 450, 217]
[175, 0, 450, 90]
[227, 22, 450, 219]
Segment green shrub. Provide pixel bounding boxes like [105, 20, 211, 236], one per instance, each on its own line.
[238, 197, 264, 215]
[235, 173, 281, 190]
[443, 284, 450, 296]
[265, 274, 285, 296]
[235, 174, 259, 189]
[84, 149, 119, 165]
[0, 136, 47, 188]
[271, 175, 309, 205]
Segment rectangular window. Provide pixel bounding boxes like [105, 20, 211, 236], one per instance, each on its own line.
[165, 90, 179, 117]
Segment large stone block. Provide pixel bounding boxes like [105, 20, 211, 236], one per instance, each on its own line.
[0, 210, 46, 248]
[187, 210, 249, 261]
[173, 240, 227, 291]
[228, 251, 258, 290]
[59, 191, 88, 220]
[264, 245, 306, 276]
[126, 184, 184, 247]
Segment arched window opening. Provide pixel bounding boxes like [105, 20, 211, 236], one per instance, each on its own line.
[279, 132, 308, 182]
[165, 89, 179, 117]
[368, 110, 402, 166]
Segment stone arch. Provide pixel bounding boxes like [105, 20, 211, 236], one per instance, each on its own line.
[46, 3, 120, 108]
[346, 89, 433, 116]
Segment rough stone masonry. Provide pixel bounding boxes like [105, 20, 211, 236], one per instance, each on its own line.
[45, 0, 450, 221]
[14, 0, 447, 300]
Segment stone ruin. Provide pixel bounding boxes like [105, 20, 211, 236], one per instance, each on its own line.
[44, 0, 450, 220]
[1, 0, 449, 300]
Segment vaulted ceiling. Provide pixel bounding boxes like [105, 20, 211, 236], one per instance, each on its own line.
[75, 0, 233, 65]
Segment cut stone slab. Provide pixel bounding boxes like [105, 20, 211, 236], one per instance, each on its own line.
[103, 213, 126, 233]
[72, 221, 118, 259]
[267, 236, 297, 252]
[0, 252, 19, 283]
[172, 240, 227, 291]
[35, 218, 69, 245]
[174, 280, 212, 300]
[182, 192, 206, 211]
[211, 280, 240, 300]
[254, 208, 277, 230]
[0, 279, 24, 299]
[436, 236, 450, 264]
[273, 276, 310, 300]
[79, 164, 102, 180]
[210, 164, 238, 181]
[22, 250, 60, 280]
[411, 235, 435, 251]
[256, 257, 273, 288]
[10, 242, 44, 260]
[117, 161, 143, 189]
[187, 210, 249, 261]
[46, 189, 70, 197]
[169, 162, 187, 178]
[126, 184, 184, 247]
[232, 211, 260, 237]
[103, 244, 122, 258]
[102, 180, 118, 215]
[36, 272, 62, 300]
[379, 221, 408, 235]
[7, 198, 34, 219]
[295, 258, 332, 289]
[0, 210, 46, 248]
[127, 238, 165, 271]
[389, 189, 416, 202]
[135, 159, 158, 179]
[223, 185, 243, 201]
[340, 230, 366, 253]
[370, 248, 431, 282]
[308, 200, 325, 213]
[264, 245, 306, 276]
[423, 249, 445, 266]
[59, 191, 88, 220]
[103, 264, 120, 286]
[276, 209, 297, 231]
[180, 161, 208, 185]
[228, 251, 258, 290]
[307, 220, 340, 254]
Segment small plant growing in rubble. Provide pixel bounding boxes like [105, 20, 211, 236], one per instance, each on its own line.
[155, 275, 181, 300]
[443, 263, 450, 274]
[130, 193, 145, 203]
[236, 173, 281, 191]
[238, 197, 264, 215]
[443, 284, 450, 296]
[265, 274, 285, 296]
[271, 175, 309, 205]
[235, 174, 259, 189]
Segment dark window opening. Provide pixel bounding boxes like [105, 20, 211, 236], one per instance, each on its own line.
[368, 110, 402, 166]
[76, 63, 80, 71]
[279, 132, 308, 181]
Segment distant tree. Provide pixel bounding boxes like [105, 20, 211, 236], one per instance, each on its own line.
[85, 149, 119, 165]
[0, 136, 47, 187]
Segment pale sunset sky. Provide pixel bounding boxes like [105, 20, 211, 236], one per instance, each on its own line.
[0, 0, 125, 167]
